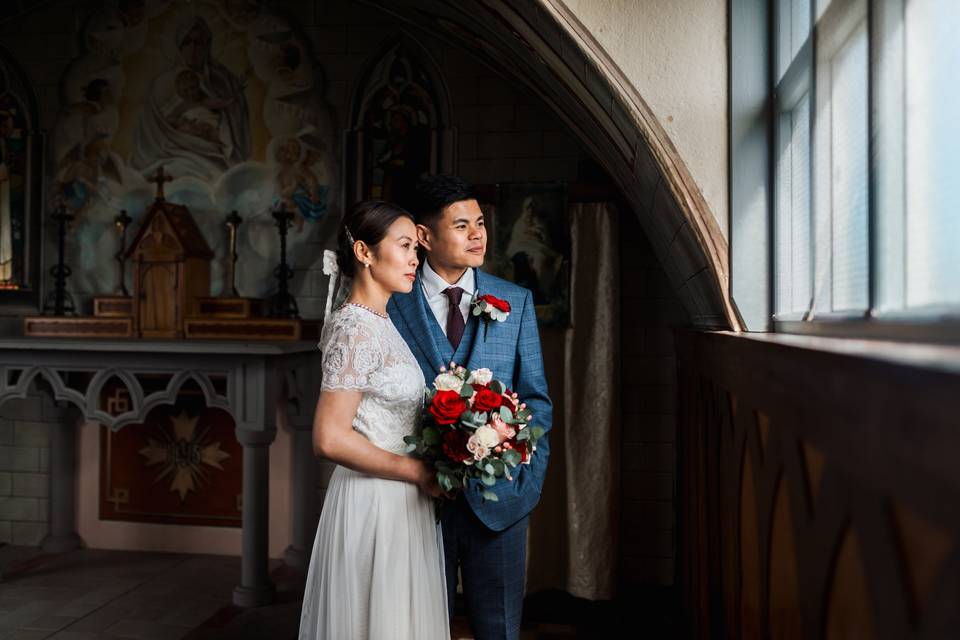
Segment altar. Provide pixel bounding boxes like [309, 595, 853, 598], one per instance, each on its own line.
[0, 337, 321, 607]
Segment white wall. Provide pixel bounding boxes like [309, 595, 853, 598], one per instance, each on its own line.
[560, 0, 728, 237]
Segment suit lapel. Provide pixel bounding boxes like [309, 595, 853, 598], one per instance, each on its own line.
[394, 272, 446, 370]
[465, 268, 486, 372]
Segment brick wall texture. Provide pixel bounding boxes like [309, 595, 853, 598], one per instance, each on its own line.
[0, 384, 66, 546]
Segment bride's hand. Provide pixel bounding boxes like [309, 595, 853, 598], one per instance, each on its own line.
[414, 463, 443, 498]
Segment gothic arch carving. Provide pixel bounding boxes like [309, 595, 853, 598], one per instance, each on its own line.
[344, 34, 455, 205]
[0, 366, 86, 414]
[0, 364, 232, 431]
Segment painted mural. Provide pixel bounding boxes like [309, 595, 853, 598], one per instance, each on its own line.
[54, 0, 338, 301]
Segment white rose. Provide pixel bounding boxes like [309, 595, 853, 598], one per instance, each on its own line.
[433, 372, 463, 393]
[466, 368, 493, 385]
[466, 434, 489, 462]
[474, 425, 501, 449]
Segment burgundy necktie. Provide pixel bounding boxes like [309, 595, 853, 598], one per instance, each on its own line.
[443, 287, 465, 350]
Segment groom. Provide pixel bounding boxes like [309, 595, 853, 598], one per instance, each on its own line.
[388, 174, 552, 640]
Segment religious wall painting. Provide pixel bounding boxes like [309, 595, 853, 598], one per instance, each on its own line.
[349, 39, 452, 206]
[490, 183, 570, 326]
[100, 391, 242, 528]
[53, 0, 339, 307]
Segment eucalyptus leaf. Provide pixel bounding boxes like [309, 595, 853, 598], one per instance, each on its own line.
[489, 380, 505, 395]
[502, 450, 521, 466]
[423, 427, 441, 446]
[482, 490, 499, 502]
[484, 463, 495, 475]
[481, 473, 496, 486]
[499, 405, 513, 422]
[531, 427, 545, 439]
[460, 383, 474, 398]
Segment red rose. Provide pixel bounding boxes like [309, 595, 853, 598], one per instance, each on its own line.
[429, 390, 466, 425]
[473, 388, 503, 412]
[514, 440, 530, 463]
[500, 394, 516, 412]
[443, 430, 471, 463]
[479, 294, 510, 313]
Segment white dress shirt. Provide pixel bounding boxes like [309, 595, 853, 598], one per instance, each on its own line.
[420, 259, 475, 337]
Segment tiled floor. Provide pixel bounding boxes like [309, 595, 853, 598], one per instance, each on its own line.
[0, 545, 255, 640]
[0, 545, 669, 639]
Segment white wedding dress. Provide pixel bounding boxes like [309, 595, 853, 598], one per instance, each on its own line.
[298, 304, 449, 640]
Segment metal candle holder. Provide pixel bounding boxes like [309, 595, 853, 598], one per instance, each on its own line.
[113, 209, 132, 296]
[268, 204, 298, 318]
[42, 205, 76, 316]
[224, 210, 242, 298]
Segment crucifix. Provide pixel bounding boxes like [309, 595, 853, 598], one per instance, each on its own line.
[150, 166, 173, 200]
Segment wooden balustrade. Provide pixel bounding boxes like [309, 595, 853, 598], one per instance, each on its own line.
[676, 331, 959, 640]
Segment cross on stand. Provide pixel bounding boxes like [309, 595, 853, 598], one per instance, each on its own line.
[150, 166, 173, 200]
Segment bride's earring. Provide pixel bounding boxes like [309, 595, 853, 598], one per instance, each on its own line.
[364, 262, 370, 269]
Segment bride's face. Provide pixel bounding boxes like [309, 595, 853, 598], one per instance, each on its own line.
[369, 217, 420, 294]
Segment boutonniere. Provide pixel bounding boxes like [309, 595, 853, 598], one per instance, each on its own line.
[471, 294, 510, 340]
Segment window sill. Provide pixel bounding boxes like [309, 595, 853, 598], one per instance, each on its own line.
[729, 329, 960, 376]
[774, 318, 960, 346]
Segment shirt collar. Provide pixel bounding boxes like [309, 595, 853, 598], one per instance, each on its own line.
[421, 259, 475, 299]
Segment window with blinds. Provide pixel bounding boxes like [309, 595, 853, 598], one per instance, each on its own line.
[770, 0, 959, 333]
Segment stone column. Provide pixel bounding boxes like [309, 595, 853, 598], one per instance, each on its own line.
[41, 408, 82, 552]
[232, 427, 277, 607]
[283, 422, 315, 569]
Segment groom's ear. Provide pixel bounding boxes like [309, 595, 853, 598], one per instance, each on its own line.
[416, 223, 432, 252]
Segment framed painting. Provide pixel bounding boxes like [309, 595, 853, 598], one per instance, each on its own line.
[489, 182, 570, 327]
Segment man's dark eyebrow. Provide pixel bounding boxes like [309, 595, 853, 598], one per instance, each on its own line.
[450, 215, 484, 225]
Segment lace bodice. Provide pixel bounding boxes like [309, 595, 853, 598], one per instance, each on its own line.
[319, 304, 426, 454]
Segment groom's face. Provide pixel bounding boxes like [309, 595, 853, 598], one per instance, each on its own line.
[418, 199, 486, 271]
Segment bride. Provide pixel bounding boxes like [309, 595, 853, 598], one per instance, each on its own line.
[298, 200, 449, 639]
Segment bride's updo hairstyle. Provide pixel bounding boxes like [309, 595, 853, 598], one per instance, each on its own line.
[336, 200, 415, 278]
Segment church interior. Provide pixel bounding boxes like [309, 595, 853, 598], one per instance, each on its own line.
[0, 0, 956, 638]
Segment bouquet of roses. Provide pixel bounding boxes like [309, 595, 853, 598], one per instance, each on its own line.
[404, 363, 545, 502]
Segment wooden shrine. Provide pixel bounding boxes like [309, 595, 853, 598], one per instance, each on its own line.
[126, 171, 213, 338]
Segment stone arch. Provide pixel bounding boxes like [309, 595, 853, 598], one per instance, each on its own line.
[368, 0, 737, 329]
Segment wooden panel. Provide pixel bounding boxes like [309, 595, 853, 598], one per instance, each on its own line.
[825, 528, 874, 640]
[769, 478, 802, 640]
[676, 331, 960, 640]
[890, 501, 953, 622]
[183, 318, 302, 341]
[194, 297, 263, 319]
[23, 316, 133, 338]
[93, 296, 133, 317]
[140, 262, 177, 335]
[740, 449, 761, 640]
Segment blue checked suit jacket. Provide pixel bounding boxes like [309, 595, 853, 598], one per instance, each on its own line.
[388, 267, 553, 532]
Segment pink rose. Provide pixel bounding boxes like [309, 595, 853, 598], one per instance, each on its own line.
[490, 413, 516, 443]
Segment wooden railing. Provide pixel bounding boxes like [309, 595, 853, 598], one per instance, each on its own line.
[676, 331, 959, 640]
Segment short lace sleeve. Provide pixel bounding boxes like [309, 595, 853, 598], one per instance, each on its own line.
[319, 311, 385, 392]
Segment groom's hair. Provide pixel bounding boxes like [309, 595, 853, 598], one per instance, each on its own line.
[407, 174, 475, 229]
